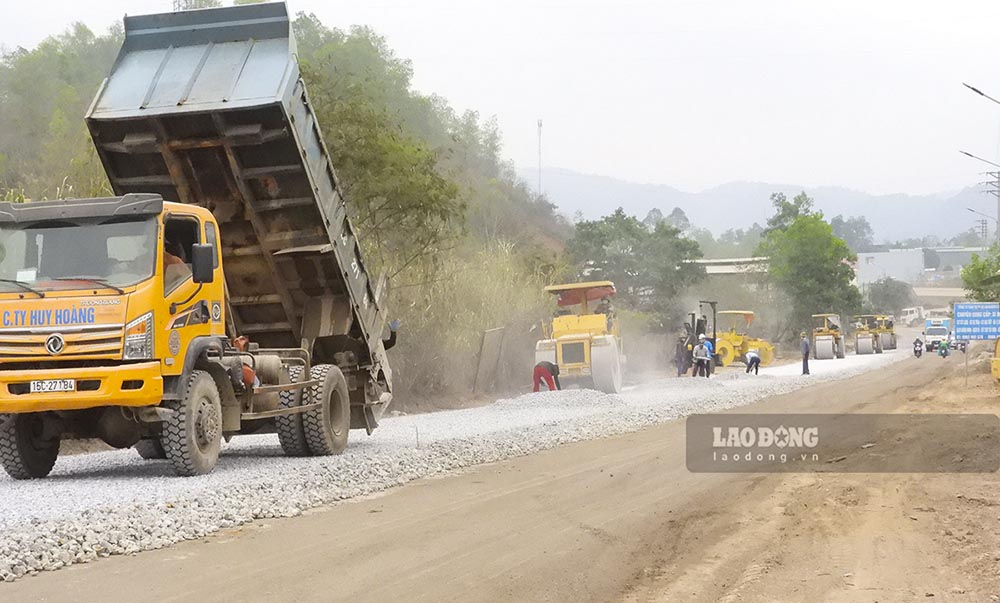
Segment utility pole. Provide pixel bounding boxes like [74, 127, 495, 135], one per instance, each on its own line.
[976, 219, 989, 242]
[959, 151, 1000, 243]
[984, 170, 1000, 243]
[536, 118, 543, 199]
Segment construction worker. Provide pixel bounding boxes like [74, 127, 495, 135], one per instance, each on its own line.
[533, 361, 562, 392]
[745, 348, 761, 375]
[692, 338, 712, 378]
[800, 332, 810, 375]
[698, 333, 714, 376]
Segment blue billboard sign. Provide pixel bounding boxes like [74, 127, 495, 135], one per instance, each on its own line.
[953, 302, 1000, 341]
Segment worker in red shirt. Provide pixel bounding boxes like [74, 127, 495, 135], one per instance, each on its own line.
[533, 361, 562, 392]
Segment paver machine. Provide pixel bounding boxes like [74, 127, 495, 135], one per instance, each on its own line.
[852, 315, 883, 355]
[535, 281, 624, 393]
[714, 310, 775, 367]
[812, 313, 846, 359]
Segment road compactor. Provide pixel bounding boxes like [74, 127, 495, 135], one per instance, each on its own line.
[812, 313, 846, 360]
[874, 314, 897, 350]
[535, 281, 623, 394]
[852, 315, 882, 355]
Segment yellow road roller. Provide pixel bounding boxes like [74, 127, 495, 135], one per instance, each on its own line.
[812, 313, 846, 359]
[535, 281, 624, 394]
[852, 315, 883, 355]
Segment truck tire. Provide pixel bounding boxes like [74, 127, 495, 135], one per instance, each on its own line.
[0, 413, 59, 480]
[162, 370, 222, 476]
[275, 365, 311, 457]
[134, 438, 166, 460]
[302, 364, 350, 456]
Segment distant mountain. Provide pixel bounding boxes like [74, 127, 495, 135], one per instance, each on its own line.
[520, 167, 993, 242]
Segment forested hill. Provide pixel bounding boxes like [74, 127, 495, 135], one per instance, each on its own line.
[522, 166, 988, 243]
[0, 9, 568, 401]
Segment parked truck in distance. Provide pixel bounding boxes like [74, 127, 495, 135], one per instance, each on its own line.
[0, 3, 393, 479]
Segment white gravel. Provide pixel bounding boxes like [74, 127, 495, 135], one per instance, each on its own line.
[0, 349, 908, 581]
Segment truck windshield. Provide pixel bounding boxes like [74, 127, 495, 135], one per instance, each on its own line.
[0, 216, 157, 291]
[926, 327, 948, 336]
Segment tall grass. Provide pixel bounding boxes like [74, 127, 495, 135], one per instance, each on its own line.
[387, 239, 557, 407]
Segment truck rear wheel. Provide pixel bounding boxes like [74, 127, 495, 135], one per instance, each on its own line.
[162, 370, 222, 476]
[0, 413, 60, 479]
[302, 364, 350, 456]
[275, 365, 311, 457]
[134, 438, 166, 460]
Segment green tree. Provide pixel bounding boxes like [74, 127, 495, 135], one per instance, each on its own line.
[758, 212, 861, 337]
[960, 246, 1000, 301]
[666, 206, 690, 231]
[865, 277, 914, 314]
[764, 191, 813, 234]
[830, 215, 876, 252]
[566, 208, 704, 319]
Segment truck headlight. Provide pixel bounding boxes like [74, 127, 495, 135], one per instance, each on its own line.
[124, 312, 154, 360]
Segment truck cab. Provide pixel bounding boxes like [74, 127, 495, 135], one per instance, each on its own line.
[924, 318, 950, 351]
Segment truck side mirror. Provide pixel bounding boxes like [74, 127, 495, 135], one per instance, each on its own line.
[191, 244, 215, 284]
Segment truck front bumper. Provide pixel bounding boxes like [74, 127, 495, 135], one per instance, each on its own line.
[0, 362, 163, 413]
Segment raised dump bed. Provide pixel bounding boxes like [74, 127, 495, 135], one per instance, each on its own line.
[85, 2, 388, 368]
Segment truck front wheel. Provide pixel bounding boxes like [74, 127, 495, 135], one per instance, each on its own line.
[162, 370, 222, 476]
[0, 413, 60, 479]
[302, 364, 350, 456]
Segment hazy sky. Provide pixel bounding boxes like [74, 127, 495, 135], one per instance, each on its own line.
[7, 0, 1000, 196]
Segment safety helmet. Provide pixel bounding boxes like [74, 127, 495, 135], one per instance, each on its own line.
[698, 334, 706, 340]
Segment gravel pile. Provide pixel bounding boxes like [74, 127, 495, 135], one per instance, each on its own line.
[0, 350, 907, 581]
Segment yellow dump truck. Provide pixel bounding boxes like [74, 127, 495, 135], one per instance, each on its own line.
[535, 281, 624, 394]
[714, 311, 775, 367]
[0, 4, 393, 479]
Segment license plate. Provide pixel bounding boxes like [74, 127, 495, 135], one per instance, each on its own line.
[29, 379, 75, 393]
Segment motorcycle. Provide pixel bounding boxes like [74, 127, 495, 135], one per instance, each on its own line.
[938, 344, 950, 358]
[913, 341, 923, 358]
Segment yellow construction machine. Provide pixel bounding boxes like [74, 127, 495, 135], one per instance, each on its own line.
[873, 314, 897, 350]
[852, 315, 883, 355]
[812, 313, 846, 359]
[714, 311, 775, 367]
[536, 281, 624, 393]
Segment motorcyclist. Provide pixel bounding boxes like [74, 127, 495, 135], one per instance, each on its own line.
[913, 337, 923, 358]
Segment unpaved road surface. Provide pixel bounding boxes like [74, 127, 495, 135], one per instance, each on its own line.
[6, 350, 999, 602]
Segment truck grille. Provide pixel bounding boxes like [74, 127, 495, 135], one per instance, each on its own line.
[0, 325, 125, 360]
[561, 342, 586, 365]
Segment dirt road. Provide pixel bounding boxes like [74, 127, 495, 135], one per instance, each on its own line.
[6, 354, 999, 602]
